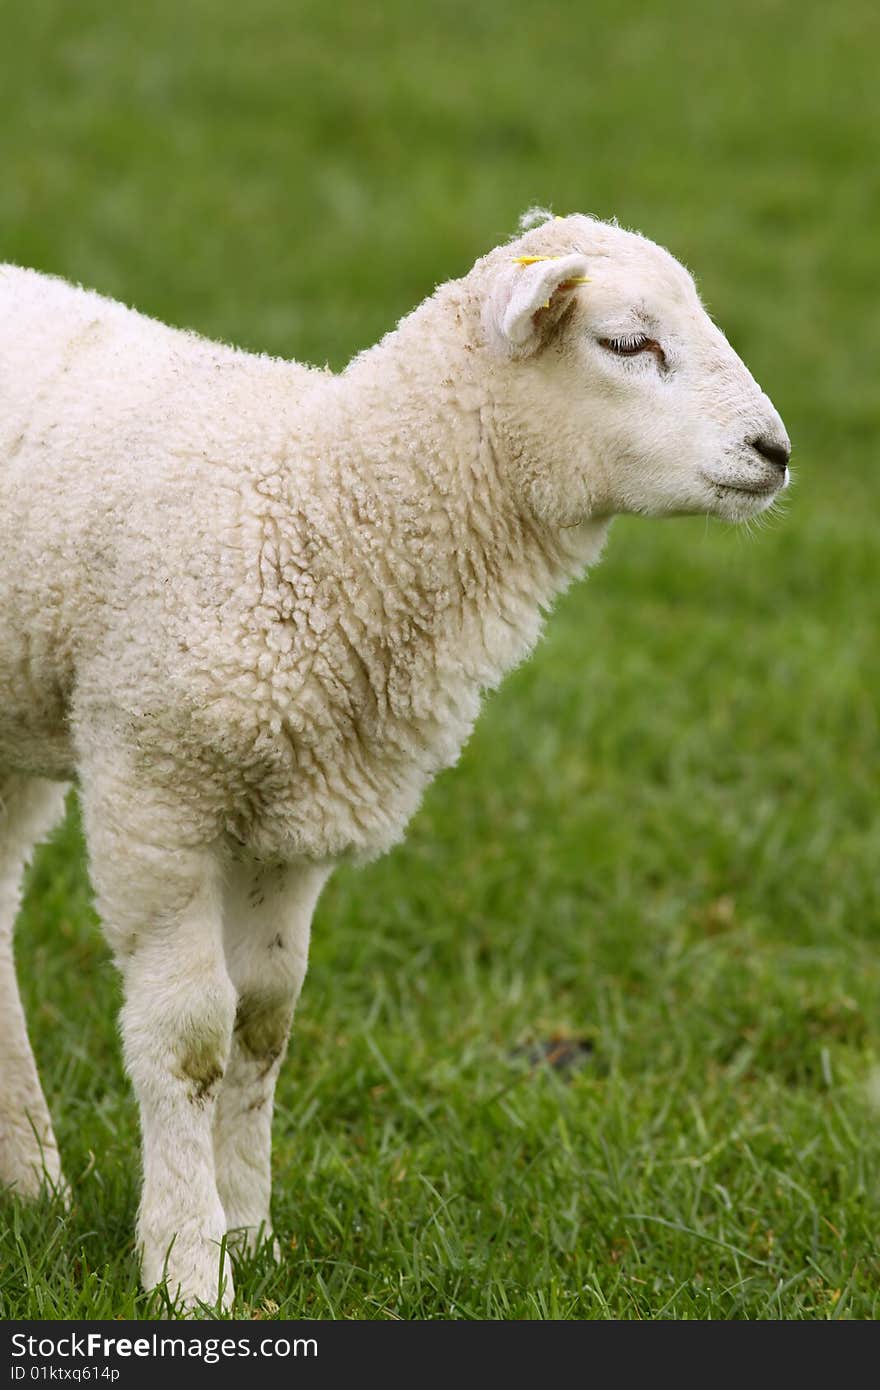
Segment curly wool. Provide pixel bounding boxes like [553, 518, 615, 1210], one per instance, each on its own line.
[0, 238, 607, 864]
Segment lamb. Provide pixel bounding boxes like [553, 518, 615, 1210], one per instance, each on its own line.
[0, 211, 790, 1309]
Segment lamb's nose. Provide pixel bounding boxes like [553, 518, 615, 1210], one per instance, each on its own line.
[749, 434, 791, 472]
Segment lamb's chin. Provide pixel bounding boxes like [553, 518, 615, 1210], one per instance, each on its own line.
[702, 479, 782, 523]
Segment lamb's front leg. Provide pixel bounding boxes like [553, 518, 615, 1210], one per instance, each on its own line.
[214, 860, 330, 1255]
[120, 903, 236, 1306]
[83, 783, 236, 1310]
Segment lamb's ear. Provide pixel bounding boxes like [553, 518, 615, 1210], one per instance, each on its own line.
[485, 253, 590, 357]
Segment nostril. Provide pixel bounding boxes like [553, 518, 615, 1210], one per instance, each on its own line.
[749, 435, 791, 471]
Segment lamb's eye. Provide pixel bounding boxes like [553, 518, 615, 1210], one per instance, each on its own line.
[599, 334, 657, 357]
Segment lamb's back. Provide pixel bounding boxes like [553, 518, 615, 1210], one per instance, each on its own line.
[0, 266, 323, 781]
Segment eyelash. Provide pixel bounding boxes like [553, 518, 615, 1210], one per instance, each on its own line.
[599, 334, 666, 364]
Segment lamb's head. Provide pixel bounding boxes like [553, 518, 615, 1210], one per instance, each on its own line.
[477, 213, 790, 528]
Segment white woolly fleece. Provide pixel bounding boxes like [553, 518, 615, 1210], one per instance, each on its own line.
[0, 251, 607, 863]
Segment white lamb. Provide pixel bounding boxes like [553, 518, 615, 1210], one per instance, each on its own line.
[0, 211, 790, 1308]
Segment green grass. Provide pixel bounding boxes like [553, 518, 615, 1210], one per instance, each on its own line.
[2, 0, 879, 1320]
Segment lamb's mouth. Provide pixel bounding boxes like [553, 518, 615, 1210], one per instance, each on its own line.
[702, 474, 781, 499]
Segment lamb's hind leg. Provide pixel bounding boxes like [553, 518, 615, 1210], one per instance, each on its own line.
[214, 859, 330, 1255]
[0, 775, 68, 1198]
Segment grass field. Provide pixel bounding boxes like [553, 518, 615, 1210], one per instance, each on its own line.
[2, 0, 879, 1319]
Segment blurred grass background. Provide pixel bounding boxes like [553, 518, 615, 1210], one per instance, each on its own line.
[2, 0, 879, 1319]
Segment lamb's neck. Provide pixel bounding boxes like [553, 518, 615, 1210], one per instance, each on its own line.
[319, 296, 608, 704]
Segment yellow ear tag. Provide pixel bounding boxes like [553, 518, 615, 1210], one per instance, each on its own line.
[512, 255, 589, 285]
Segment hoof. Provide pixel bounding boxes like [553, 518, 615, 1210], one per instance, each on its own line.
[142, 1233, 234, 1315]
